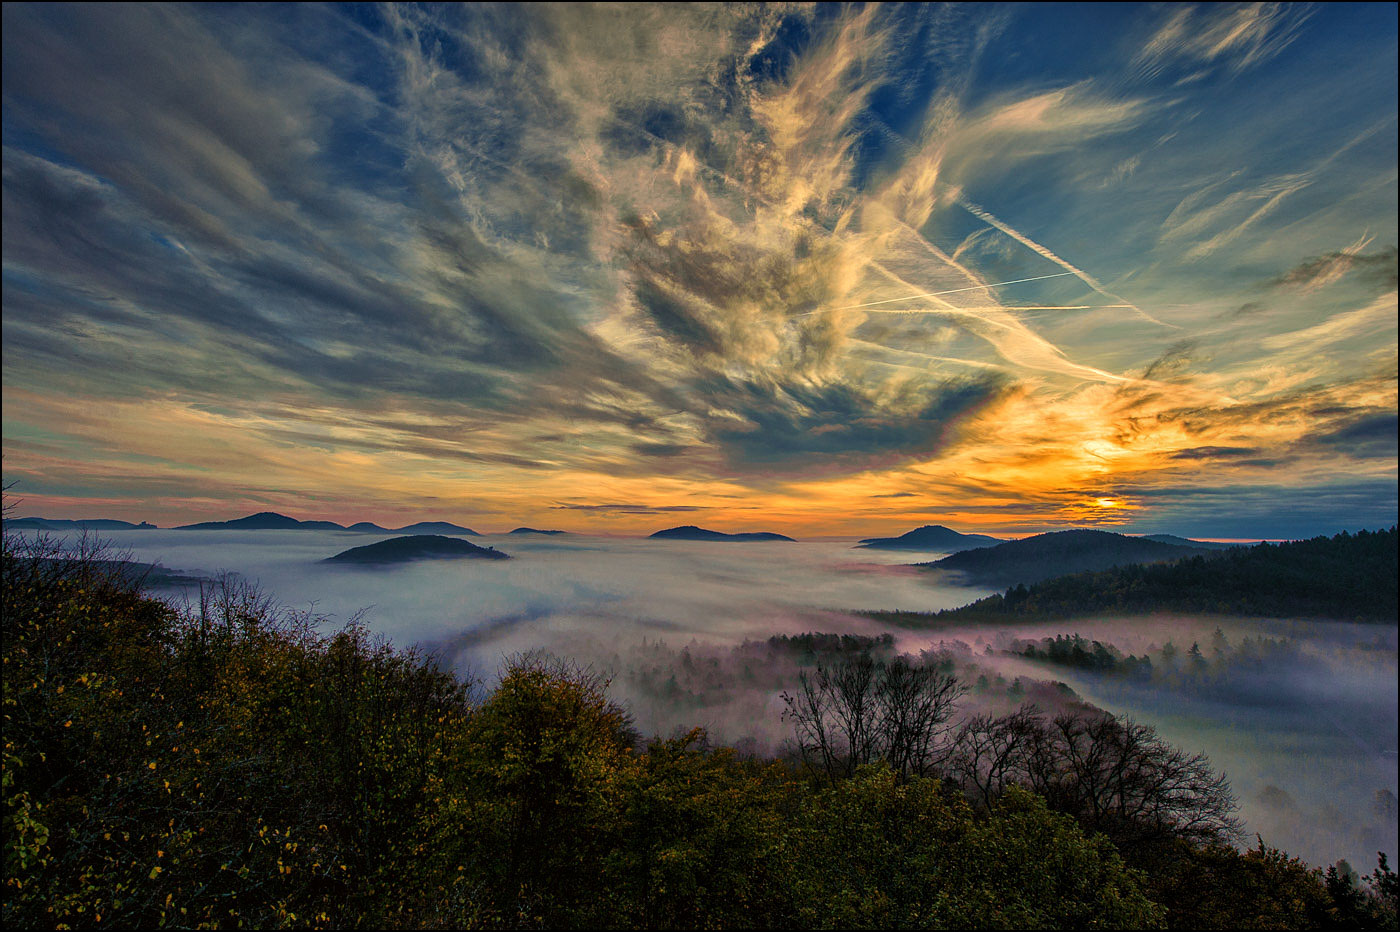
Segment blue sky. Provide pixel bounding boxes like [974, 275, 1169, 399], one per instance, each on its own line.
[2, 2, 1396, 537]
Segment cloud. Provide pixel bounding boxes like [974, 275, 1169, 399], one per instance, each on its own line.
[694, 372, 1009, 471]
[551, 503, 705, 515]
[1170, 446, 1262, 461]
[1311, 413, 1399, 460]
[1134, 3, 1314, 79]
[2, 4, 1395, 536]
[1261, 292, 1398, 353]
[1271, 246, 1399, 293]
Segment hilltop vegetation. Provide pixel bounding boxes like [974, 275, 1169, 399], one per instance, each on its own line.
[173, 512, 482, 535]
[648, 526, 796, 542]
[919, 529, 1213, 588]
[917, 527, 1397, 623]
[324, 535, 509, 564]
[4, 518, 157, 531]
[856, 525, 1003, 552]
[4, 530, 1396, 930]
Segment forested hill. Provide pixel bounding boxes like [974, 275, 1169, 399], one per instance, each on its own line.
[927, 527, 1398, 623]
[918, 529, 1212, 588]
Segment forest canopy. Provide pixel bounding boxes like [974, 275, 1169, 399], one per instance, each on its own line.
[3, 528, 1396, 929]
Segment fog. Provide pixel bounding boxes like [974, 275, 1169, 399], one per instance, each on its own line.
[19, 528, 1397, 874]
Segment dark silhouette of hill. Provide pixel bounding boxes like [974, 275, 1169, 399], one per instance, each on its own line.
[509, 528, 568, 535]
[172, 513, 480, 535]
[6, 517, 157, 530]
[919, 529, 1210, 587]
[391, 521, 479, 536]
[856, 525, 1003, 552]
[324, 535, 509, 564]
[1136, 534, 1240, 551]
[18, 557, 206, 588]
[176, 512, 346, 531]
[649, 525, 796, 542]
[902, 527, 1397, 623]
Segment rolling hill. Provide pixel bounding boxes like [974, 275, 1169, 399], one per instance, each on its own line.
[324, 535, 509, 564]
[856, 525, 1003, 552]
[649, 525, 796, 542]
[918, 529, 1210, 587]
[5, 517, 158, 530]
[896, 527, 1397, 623]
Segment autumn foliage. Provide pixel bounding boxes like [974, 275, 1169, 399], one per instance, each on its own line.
[3, 530, 1396, 929]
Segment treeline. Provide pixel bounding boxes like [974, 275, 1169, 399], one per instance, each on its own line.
[764, 631, 896, 660]
[930, 527, 1398, 623]
[4, 533, 1397, 929]
[1014, 633, 1154, 677]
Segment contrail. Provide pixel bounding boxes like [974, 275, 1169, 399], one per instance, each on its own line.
[823, 272, 1077, 312]
[958, 197, 1176, 329]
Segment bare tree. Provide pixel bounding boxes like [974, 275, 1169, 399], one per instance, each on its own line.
[948, 704, 1042, 808]
[1041, 712, 1241, 849]
[877, 656, 966, 778]
[782, 654, 965, 781]
[947, 706, 1240, 851]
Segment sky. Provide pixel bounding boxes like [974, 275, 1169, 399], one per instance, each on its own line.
[2, 2, 1397, 538]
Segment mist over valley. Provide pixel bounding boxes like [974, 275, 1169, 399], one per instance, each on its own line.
[15, 522, 1395, 873]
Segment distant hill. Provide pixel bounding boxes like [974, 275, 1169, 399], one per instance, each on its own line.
[649, 525, 796, 542]
[391, 522, 480, 536]
[324, 535, 509, 564]
[1135, 534, 1240, 551]
[17, 557, 206, 588]
[895, 527, 1398, 623]
[857, 525, 1003, 552]
[509, 528, 568, 535]
[919, 529, 1210, 588]
[176, 512, 346, 531]
[172, 513, 480, 535]
[5, 517, 157, 530]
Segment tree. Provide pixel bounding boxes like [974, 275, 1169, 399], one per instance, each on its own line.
[788, 769, 1165, 929]
[947, 705, 1042, 809]
[947, 708, 1240, 856]
[438, 652, 636, 926]
[782, 655, 964, 781]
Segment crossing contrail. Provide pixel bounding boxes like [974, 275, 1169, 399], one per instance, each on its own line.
[959, 197, 1176, 328]
[823, 272, 1078, 312]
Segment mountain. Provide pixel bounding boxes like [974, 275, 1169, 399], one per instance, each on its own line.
[176, 512, 346, 531]
[324, 535, 509, 564]
[918, 529, 1211, 588]
[894, 527, 1397, 623]
[171, 513, 479, 534]
[856, 525, 1003, 552]
[509, 527, 568, 535]
[1136, 534, 1240, 551]
[392, 521, 479, 536]
[649, 525, 796, 542]
[5, 517, 157, 530]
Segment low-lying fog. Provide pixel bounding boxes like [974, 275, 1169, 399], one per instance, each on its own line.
[20, 528, 1398, 874]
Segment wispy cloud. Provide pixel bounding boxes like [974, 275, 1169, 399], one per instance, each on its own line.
[1135, 3, 1315, 80]
[2, 3, 1394, 536]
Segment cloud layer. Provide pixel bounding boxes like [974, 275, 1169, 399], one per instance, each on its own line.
[3, 3, 1396, 537]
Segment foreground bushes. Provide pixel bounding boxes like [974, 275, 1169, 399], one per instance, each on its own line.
[3, 533, 1395, 929]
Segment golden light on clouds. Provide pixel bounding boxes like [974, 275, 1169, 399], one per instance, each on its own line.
[0, 4, 1394, 538]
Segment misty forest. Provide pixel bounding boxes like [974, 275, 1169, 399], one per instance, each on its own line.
[4, 517, 1397, 929]
[4, 2, 1399, 930]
